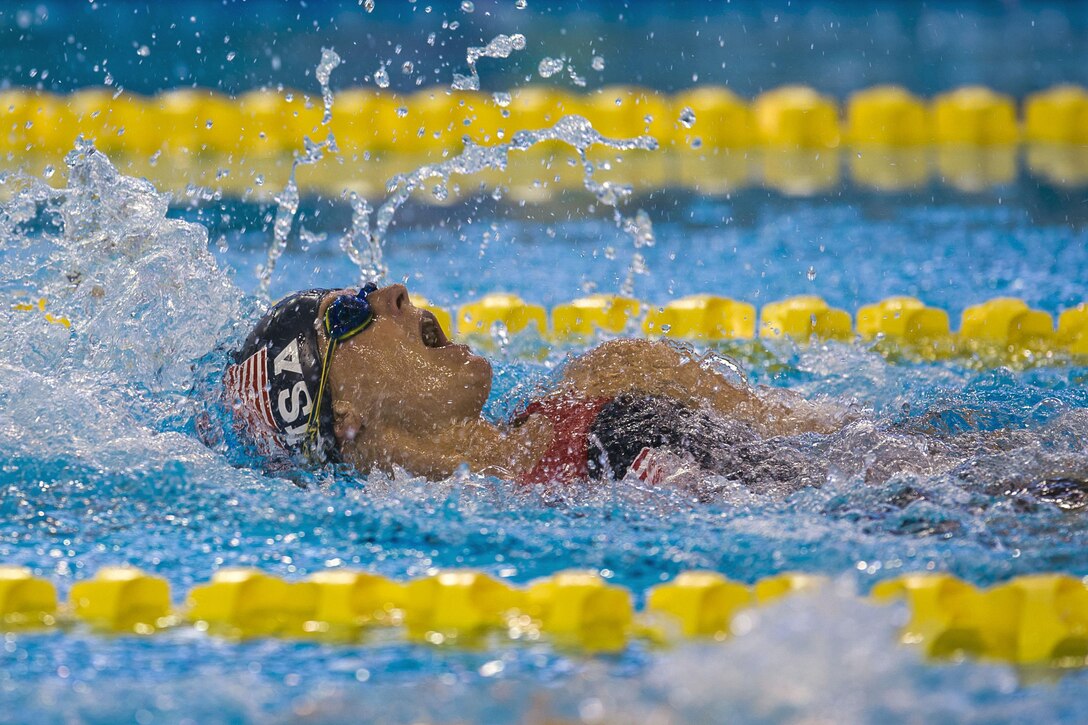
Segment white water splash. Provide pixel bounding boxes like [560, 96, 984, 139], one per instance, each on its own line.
[340, 192, 386, 282]
[343, 114, 658, 289]
[0, 137, 247, 469]
[257, 50, 341, 298]
[451, 33, 527, 91]
[374, 64, 390, 89]
[537, 56, 564, 79]
[315, 47, 342, 126]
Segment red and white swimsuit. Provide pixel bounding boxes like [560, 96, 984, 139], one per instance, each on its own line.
[513, 395, 612, 486]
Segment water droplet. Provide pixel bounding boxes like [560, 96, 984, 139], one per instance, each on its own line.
[591, 55, 605, 71]
[537, 57, 564, 78]
[426, 33, 436, 46]
[807, 266, 817, 281]
[226, 51, 236, 62]
[136, 45, 150, 57]
[205, 120, 213, 129]
[362, 0, 375, 11]
[374, 65, 390, 88]
[401, 61, 414, 74]
[492, 91, 511, 107]
[678, 106, 696, 128]
[396, 106, 408, 118]
[448, 20, 460, 30]
[515, 0, 527, 8]
[43, 164, 54, 179]
[460, 1, 474, 12]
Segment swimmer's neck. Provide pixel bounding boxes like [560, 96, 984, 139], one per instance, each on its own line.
[340, 415, 551, 480]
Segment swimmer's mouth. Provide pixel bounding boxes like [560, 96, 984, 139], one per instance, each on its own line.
[420, 311, 450, 348]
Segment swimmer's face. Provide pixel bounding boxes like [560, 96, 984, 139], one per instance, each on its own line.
[317, 284, 492, 442]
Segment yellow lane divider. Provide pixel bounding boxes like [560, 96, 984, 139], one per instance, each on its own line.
[1, 84, 1087, 198]
[4, 566, 1087, 665]
[5, 83, 1087, 156]
[872, 573, 1088, 666]
[12, 294, 1087, 360]
[448, 293, 1087, 359]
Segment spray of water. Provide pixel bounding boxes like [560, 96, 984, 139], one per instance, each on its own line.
[452, 33, 527, 91]
[256, 48, 341, 298]
[343, 114, 658, 288]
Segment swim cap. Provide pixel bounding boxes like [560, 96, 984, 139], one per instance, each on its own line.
[224, 289, 340, 465]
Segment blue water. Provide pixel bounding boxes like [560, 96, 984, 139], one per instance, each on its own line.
[2, 0, 1088, 722]
[205, 186, 1088, 318]
[1, 145, 1087, 723]
[3, 0, 1086, 98]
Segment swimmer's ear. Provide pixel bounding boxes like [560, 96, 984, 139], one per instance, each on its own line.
[332, 400, 365, 444]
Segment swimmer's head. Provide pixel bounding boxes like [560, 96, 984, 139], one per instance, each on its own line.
[226, 284, 491, 468]
[225, 288, 339, 464]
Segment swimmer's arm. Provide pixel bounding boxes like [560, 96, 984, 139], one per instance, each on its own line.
[560, 339, 840, 436]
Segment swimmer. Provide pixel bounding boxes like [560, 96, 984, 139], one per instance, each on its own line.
[225, 283, 850, 489]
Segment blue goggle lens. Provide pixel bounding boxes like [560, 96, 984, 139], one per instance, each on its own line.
[324, 282, 378, 340]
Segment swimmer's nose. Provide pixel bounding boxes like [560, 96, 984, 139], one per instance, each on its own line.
[371, 283, 410, 317]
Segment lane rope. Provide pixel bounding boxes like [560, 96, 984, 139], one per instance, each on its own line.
[4, 566, 1087, 665]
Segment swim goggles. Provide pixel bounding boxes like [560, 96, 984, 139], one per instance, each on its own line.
[305, 282, 379, 447]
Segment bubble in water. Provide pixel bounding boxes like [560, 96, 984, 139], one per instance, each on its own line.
[538, 57, 564, 79]
[591, 55, 605, 71]
[678, 106, 696, 128]
[460, 0, 474, 11]
[374, 65, 390, 88]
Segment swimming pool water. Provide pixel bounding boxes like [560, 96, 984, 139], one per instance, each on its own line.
[1, 144, 1087, 723]
[2, 0, 1088, 720]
